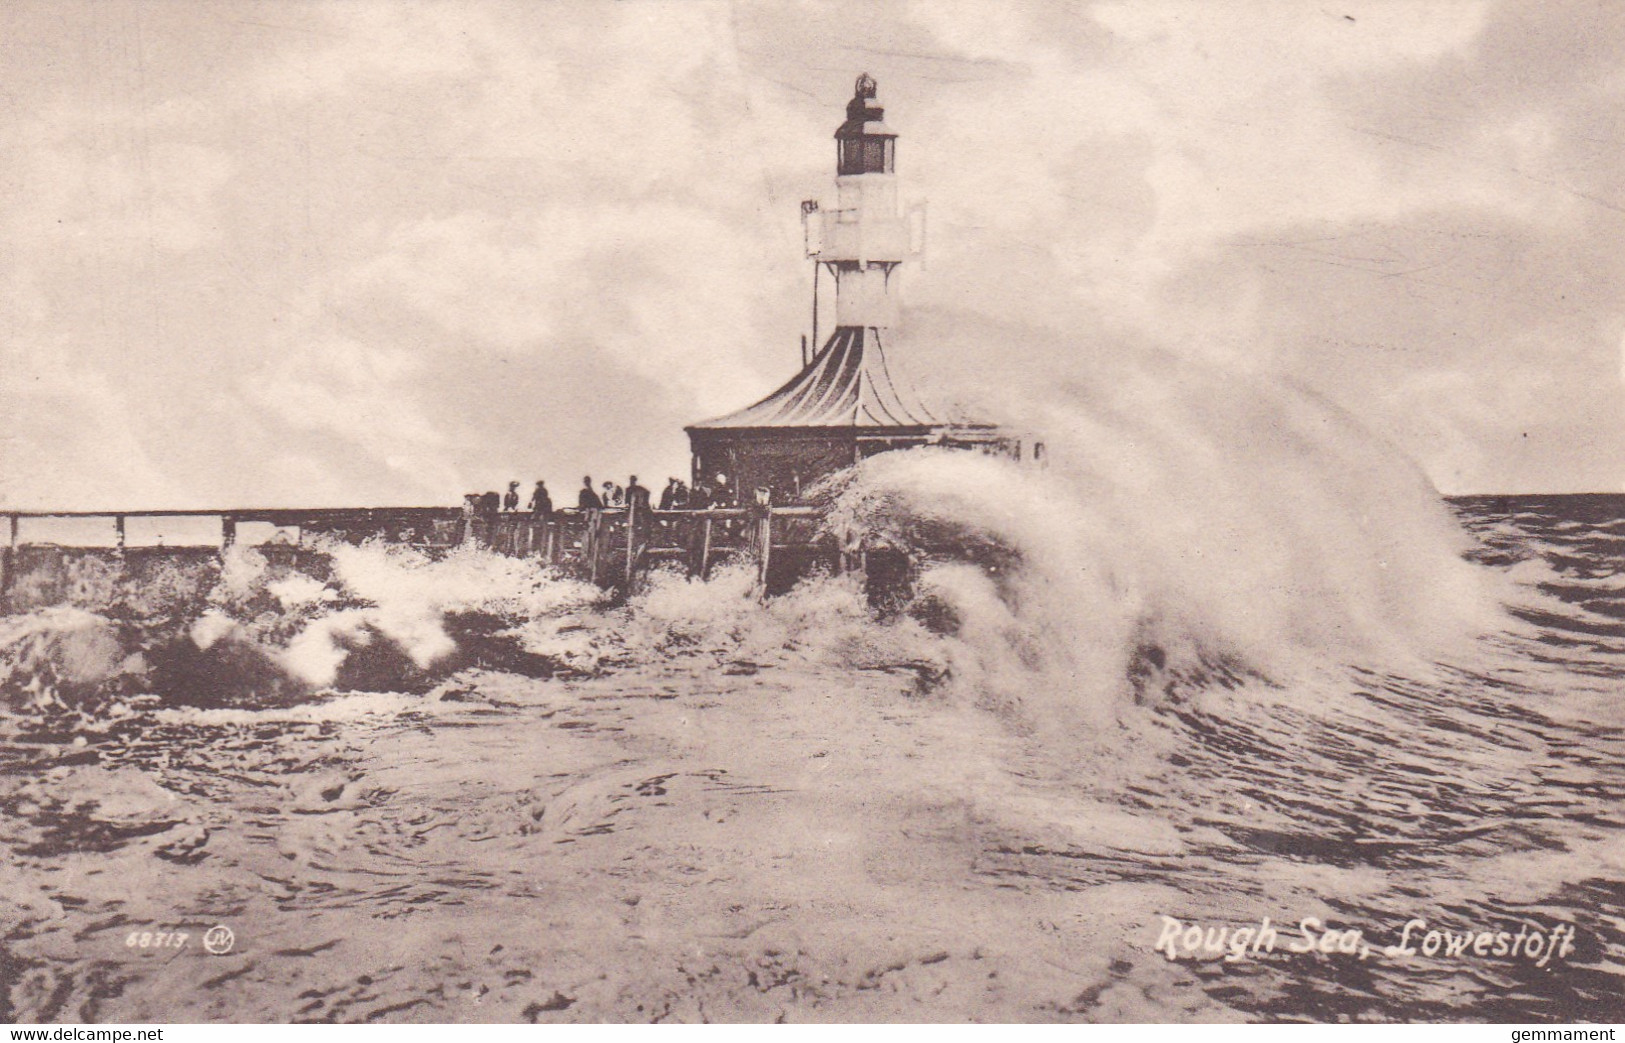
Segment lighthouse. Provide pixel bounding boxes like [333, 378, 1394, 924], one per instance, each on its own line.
[685, 74, 1011, 505]
[804, 72, 923, 334]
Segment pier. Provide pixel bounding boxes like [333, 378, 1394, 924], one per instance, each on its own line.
[0, 502, 873, 612]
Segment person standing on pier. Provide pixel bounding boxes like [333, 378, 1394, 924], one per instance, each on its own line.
[523, 480, 553, 560]
[503, 481, 521, 512]
[529, 480, 552, 517]
[579, 476, 603, 511]
[626, 476, 651, 514]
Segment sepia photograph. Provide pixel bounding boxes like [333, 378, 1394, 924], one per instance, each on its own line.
[1, 0, 1623, 1026]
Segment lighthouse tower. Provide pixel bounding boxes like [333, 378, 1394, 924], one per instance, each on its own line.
[804, 73, 923, 335]
[685, 74, 1008, 505]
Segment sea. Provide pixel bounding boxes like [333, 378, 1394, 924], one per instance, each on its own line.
[1, 461, 1623, 1023]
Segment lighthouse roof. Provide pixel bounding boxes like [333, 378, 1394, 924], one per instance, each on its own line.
[835, 72, 897, 140]
[688, 326, 969, 431]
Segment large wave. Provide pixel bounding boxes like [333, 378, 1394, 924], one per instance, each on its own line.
[822, 319, 1511, 730]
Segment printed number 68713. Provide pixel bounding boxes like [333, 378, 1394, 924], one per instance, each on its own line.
[126, 930, 189, 949]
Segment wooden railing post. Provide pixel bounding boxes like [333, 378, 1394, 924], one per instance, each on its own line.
[114, 514, 126, 550]
[624, 506, 637, 587]
[587, 509, 603, 585]
[585, 511, 596, 584]
[698, 515, 713, 580]
[221, 516, 236, 549]
[0, 515, 14, 603]
[755, 507, 773, 592]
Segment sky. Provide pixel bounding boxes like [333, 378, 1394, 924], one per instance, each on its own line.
[2, 0, 1623, 508]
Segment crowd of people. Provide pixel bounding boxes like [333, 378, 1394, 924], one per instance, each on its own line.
[466, 474, 736, 520]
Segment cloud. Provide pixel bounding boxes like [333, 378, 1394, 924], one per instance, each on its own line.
[10, 143, 233, 254]
[0, 344, 175, 509]
[2, 0, 1623, 509]
[868, 0, 1625, 492]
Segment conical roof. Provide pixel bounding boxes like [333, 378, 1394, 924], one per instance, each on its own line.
[689, 326, 954, 430]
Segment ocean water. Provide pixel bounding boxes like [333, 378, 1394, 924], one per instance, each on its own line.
[0, 482, 1622, 1023]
